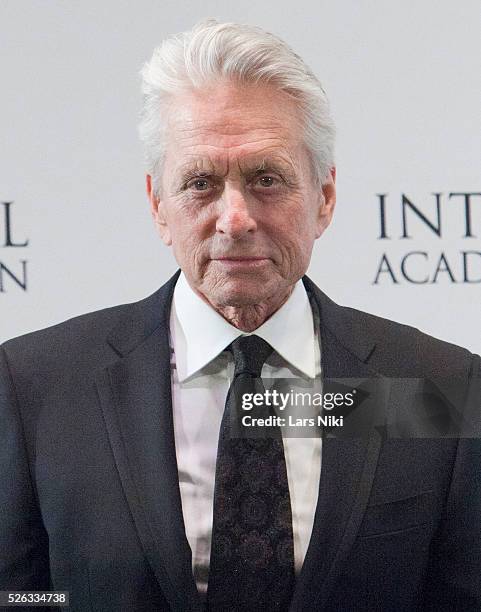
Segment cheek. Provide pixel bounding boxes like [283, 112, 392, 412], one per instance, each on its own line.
[170, 221, 210, 270]
[275, 210, 317, 264]
[276, 207, 315, 244]
[175, 202, 216, 238]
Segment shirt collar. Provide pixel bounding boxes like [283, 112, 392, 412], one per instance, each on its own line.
[171, 272, 316, 382]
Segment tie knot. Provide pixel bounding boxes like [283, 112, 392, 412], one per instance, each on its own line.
[230, 335, 273, 378]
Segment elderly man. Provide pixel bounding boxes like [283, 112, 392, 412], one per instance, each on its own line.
[1, 19, 480, 612]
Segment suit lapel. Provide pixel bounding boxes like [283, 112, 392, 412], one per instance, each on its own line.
[290, 277, 386, 611]
[95, 270, 202, 612]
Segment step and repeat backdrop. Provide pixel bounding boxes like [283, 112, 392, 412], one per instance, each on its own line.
[1, 1, 480, 352]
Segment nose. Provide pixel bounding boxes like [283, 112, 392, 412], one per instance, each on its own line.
[216, 185, 257, 238]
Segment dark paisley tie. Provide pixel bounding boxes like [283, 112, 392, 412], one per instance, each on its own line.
[206, 335, 295, 611]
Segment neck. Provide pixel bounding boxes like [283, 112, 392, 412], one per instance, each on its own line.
[212, 288, 294, 332]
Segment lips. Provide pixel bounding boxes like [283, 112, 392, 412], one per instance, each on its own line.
[215, 257, 268, 261]
[212, 257, 270, 268]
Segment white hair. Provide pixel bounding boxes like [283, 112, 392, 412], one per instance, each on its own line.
[139, 18, 335, 195]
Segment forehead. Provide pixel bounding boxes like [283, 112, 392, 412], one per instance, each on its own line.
[163, 83, 305, 169]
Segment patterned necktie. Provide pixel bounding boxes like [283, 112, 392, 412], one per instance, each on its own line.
[206, 335, 295, 611]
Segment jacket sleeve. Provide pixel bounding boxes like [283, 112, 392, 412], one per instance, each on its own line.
[421, 353, 481, 611]
[0, 346, 51, 596]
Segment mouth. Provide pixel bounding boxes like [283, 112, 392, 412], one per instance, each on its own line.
[212, 257, 271, 269]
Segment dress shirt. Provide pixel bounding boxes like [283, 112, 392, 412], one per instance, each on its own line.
[169, 272, 322, 594]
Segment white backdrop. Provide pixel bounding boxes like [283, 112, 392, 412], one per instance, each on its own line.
[1, 0, 480, 352]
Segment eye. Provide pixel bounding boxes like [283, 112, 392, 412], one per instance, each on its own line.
[187, 177, 212, 191]
[255, 175, 281, 189]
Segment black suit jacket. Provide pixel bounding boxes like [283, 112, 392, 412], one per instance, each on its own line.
[1, 271, 480, 612]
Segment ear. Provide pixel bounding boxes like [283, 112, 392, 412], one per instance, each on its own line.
[146, 174, 172, 246]
[315, 167, 336, 238]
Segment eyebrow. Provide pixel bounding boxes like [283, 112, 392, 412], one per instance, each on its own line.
[175, 157, 298, 183]
[245, 159, 288, 175]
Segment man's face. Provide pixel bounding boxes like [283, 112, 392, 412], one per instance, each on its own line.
[147, 82, 336, 309]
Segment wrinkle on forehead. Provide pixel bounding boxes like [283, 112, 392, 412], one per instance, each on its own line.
[172, 118, 295, 139]
[170, 122, 302, 157]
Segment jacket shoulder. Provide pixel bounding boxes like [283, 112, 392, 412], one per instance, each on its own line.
[2, 272, 179, 377]
[1, 289, 162, 372]
[303, 275, 477, 379]
[339, 303, 477, 379]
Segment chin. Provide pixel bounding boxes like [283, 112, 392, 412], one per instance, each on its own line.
[212, 280, 273, 308]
